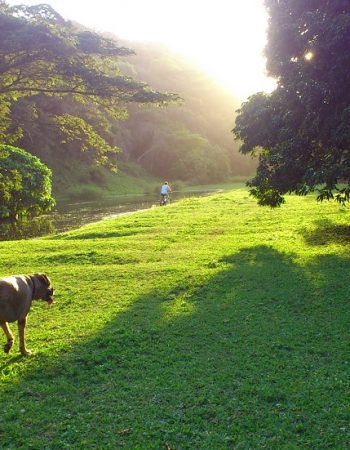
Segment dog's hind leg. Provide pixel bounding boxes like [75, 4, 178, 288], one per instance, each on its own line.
[1, 321, 14, 353]
[18, 317, 31, 356]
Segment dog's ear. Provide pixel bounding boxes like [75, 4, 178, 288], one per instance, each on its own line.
[35, 273, 51, 287]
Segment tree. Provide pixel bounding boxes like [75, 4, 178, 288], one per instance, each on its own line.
[0, 145, 55, 220]
[233, 0, 350, 206]
[0, 2, 178, 166]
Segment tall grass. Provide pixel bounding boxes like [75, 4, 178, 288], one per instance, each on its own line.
[0, 188, 349, 449]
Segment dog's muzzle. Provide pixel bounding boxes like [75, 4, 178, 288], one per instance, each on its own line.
[45, 288, 54, 305]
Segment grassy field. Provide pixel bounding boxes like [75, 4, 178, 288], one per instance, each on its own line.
[0, 188, 349, 449]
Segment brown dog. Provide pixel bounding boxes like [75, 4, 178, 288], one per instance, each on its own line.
[0, 273, 54, 356]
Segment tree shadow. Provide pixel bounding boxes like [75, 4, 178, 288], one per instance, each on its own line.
[302, 218, 350, 246]
[0, 216, 54, 241]
[0, 246, 348, 449]
[53, 229, 147, 241]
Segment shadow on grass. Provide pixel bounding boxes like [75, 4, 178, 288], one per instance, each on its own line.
[302, 218, 350, 246]
[0, 246, 349, 449]
[54, 229, 147, 241]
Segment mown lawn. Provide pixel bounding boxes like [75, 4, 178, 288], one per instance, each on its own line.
[0, 188, 349, 449]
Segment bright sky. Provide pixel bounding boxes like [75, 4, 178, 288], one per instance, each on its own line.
[7, 0, 276, 99]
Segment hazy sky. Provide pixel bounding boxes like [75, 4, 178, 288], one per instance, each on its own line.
[6, 0, 276, 99]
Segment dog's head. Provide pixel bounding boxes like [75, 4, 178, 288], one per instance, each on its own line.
[32, 273, 54, 305]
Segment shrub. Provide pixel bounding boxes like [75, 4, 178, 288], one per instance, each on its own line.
[0, 145, 55, 220]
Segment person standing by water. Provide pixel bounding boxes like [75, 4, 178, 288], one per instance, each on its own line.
[160, 181, 171, 205]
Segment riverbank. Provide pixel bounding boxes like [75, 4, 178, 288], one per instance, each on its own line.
[0, 182, 245, 240]
[0, 189, 349, 448]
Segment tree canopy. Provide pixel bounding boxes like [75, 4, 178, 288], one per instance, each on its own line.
[233, 0, 350, 206]
[0, 1, 178, 166]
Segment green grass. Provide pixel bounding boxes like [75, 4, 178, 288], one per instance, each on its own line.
[0, 188, 349, 449]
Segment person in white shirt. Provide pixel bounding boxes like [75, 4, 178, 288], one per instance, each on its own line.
[160, 181, 171, 205]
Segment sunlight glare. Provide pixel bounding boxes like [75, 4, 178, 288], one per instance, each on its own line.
[6, 0, 276, 99]
[304, 51, 314, 61]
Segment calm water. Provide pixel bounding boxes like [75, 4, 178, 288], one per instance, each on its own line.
[0, 192, 204, 241]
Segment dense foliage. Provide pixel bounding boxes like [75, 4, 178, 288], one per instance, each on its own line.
[0, 145, 54, 219]
[233, 0, 350, 206]
[0, 1, 177, 168]
[0, 1, 254, 194]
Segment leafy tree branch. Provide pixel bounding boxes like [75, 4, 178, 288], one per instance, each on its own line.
[0, 1, 179, 167]
[233, 0, 350, 206]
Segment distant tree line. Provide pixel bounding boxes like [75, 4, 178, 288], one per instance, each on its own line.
[115, 42, 255, 183]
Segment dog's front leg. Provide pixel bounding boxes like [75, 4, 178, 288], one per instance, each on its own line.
[18, 317, 31, 356]
[1, 321, 14, 353]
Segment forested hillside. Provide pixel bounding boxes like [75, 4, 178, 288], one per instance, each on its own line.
[116, 41, 256, 182]
[1, 3, 255, 200]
